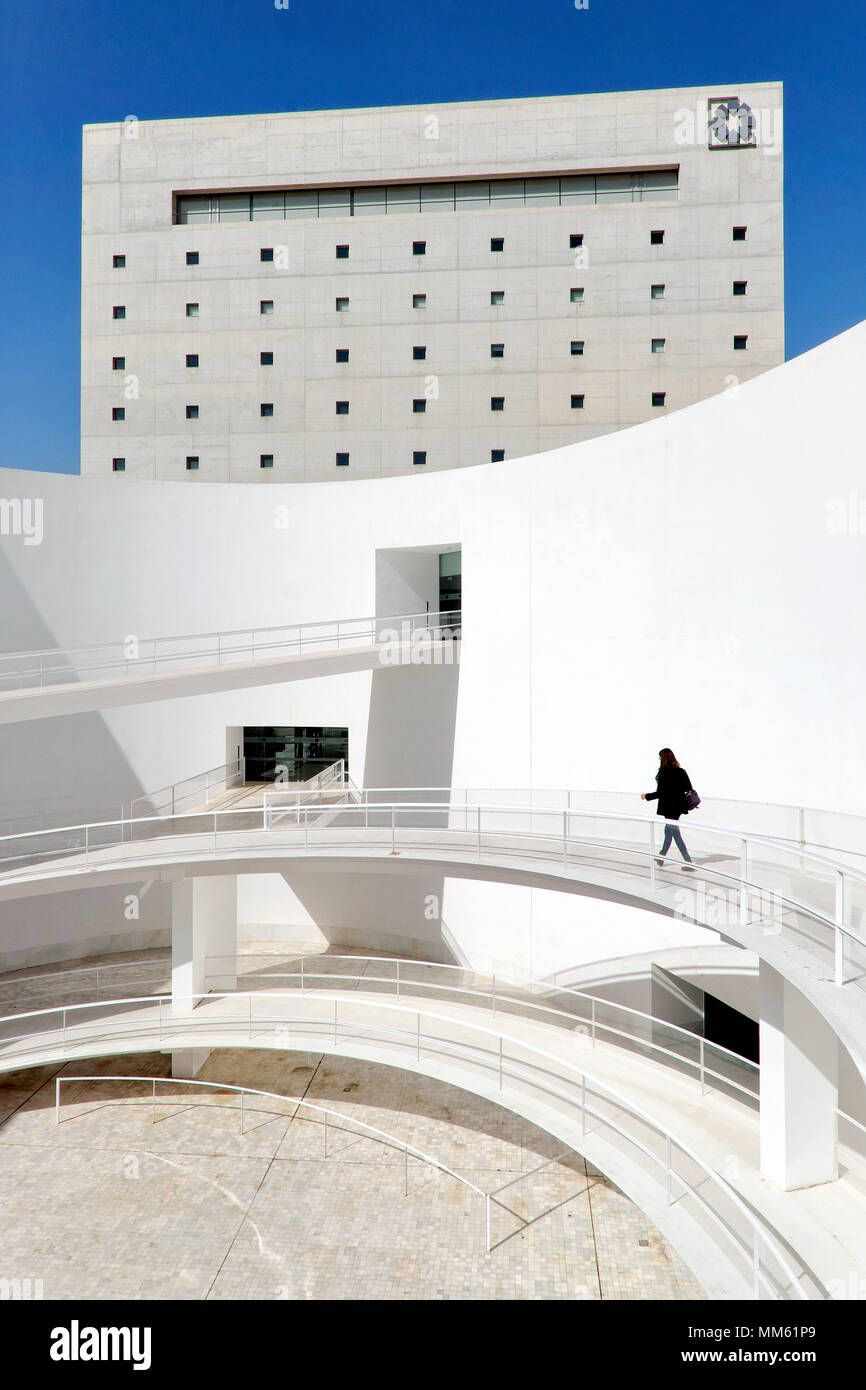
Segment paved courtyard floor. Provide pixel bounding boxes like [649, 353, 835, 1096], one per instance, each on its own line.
[0, 1044, 703, 1300]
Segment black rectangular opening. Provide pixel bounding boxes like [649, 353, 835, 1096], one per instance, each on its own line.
[243, 726, 348, 783]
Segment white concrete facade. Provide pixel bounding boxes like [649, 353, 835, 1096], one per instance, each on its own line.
[81, 84, 784, 481]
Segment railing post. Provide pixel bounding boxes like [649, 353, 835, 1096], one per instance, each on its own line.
[739, 839, 748, 926]
[55, 1077, 60, 1125]
[591, 998, 596, 1046]
[486, 1194, 491, 1253]
[835, 872, 845, 986]
[665, 1135, 672, 1205]
[333, 999, 338, 1046]
[152, 1077, 156, 1127]
[649, 820, 656, 888]
[241, 1088, 245, 1136]
[391, 806, 396, 855]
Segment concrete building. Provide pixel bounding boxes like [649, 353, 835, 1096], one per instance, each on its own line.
[81, 84, 784, 481]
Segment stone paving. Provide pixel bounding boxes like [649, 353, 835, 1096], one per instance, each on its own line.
[0, 1045, 703, 1300]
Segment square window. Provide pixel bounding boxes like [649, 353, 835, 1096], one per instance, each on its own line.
[491, 449, 505, 462]
[413, 293, 426, 308]
[734, 335, 748, 350]
[336, 297, 349, 311]
[650, 229, 665, 245]
[112, 356, 125, 370]
[733, 225, 747, 241]
[260, 247, 274, 262]
[335, 348, 349, 363]
[335, 244, 349, 259]
[186, 456, 199, 470]
[336, 400, 349, 415]
[413, 451, 427, 466]
[652, 391, 666, 406]
[112, 254, 126, 268]
[571, 394, 584, 409]
[490, 290, 504, 306]
[491, 396, 504, 411]
[260, 454, 274, 469]
[186, 353, 199, 367]
[186, 404, 199, 419]
[336, 452, 350, 467]
[112, 457, 125, 472]
[260, 300, 274, 315]
[186, 302, 199, 317]
[570, 341, 584, 356]
[413, 241, 426, 256]
[113, 305, 126, 319]
[490, 237, 504, 252]
[733, 280, 747, 296]
[112, 407, 125, 421]
[569, 234, 583, 249]
[260, 351, 274, 365]
[412, 399, 426, 413]
[490, 343, 504, 358]
[651, 338, 665, 353]
[412, 346, 426, 361]
[570, 287, 584, 302]
[261, 402, 274, 416]
[651, 284, 665, 299]
[186, 251, 199, 266]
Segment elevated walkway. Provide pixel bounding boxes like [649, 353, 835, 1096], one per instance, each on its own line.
[0, 610, 459, 723]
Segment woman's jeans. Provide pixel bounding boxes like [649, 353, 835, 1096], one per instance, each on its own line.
[660, 823, 691, 862]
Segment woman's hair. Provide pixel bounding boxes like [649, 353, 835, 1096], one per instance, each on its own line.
[658, 748, 680, 770]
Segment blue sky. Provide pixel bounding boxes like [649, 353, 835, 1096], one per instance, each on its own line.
[1, 0, 864, 474]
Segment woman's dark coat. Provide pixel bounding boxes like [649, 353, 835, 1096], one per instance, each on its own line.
[645, 765, 693, 820]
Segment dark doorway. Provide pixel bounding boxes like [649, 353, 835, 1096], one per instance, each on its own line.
[243, 726, 348, 783]
[439, 551, 461, 633]
[704, 993, 760, 1064]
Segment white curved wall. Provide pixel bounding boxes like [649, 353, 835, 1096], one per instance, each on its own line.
[1, 319, 864, 968]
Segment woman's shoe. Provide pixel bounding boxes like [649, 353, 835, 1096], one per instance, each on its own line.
[655, 857, 665, 867]
[681, 864, 696, 872]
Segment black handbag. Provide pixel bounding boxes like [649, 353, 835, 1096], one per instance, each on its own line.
[683, 788, 701, 813]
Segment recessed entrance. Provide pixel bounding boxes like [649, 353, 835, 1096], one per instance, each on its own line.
[242, 726, 349, 783]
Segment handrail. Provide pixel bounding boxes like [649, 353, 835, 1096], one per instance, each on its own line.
[55, 1072, 497, 1250]
[0, 799, 863, 987]
[0, 608, 462, 692]
[0, 949, 758, 1103]
[0, 987, 815, 1298]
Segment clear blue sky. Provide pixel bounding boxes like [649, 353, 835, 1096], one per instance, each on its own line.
[1, 0, 864, 474]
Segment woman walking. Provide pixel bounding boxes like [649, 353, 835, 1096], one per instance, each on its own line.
[641, 748, 695, 869]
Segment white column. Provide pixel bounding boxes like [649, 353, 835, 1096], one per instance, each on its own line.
[759, 963, 838, 1189]
[170, 875, 238, 1077]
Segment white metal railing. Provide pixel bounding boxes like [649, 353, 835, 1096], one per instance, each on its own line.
[129, 757, 245, 820]
[263, 759, 353, 825]
[0, 988, 817, 1299]
[54, 1072, 501, 1251]
[0, 609, 462, 693]
[0, 801, 864, 989]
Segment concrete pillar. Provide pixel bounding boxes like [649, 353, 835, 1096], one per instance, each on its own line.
[171, 874, 238, 1011]
[759, 963, 838, 1189]
[170, 875, 238, 1077]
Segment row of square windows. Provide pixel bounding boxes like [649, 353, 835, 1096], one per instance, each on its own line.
[109, 280, 751, 318]
[108, 226, 751, 270]
[108, 390, 680, 423]
[112, 448, 520, 471]
[108, 331, 748, 376]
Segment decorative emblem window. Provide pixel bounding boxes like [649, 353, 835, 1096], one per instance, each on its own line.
[708, 97, 756, 149]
